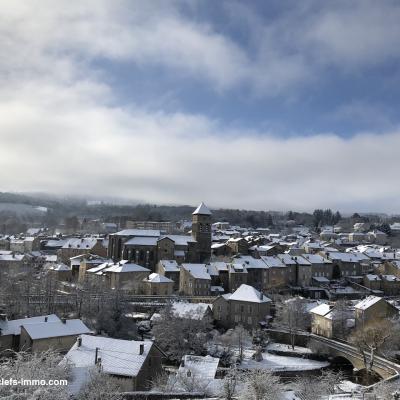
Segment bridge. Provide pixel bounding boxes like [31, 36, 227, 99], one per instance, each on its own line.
[268, 328, 400, 381]
[308, 334, 400, 380]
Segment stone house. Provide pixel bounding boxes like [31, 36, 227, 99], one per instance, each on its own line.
[48, 263, 72, 281]
[156, 259, 180, 291]
[354, 296, 398, 329]
[325, 252, 365, 278]
[19, 319, 91, 353]
[381, 275, 400, 296]
[102, 261, 150, 292]
[0, 314, 60, 354]
[142, 273, 174, 295]
[228, 263, 248, 292]
[310, 303, 334, 338]
[213, 284, 271, 330]
[63, 335, 165, 392]
[226, 238, 249, 255]
[76, 254, 112, 283]
[260, 256, 291, 290]
[179, 263, 211, 296]
[0, 252, 29, 276]
[58, 238, 106, 264]
[302, 254, 333, 280]
[363, 274, 382, 291]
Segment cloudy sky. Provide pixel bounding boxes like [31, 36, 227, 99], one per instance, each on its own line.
[1, 0, 400, 213]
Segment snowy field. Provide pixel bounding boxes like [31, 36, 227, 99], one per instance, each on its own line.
[267, 342, 313, 354]
[240, 348, 330, 371]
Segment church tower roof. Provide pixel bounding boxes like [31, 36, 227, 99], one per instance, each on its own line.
[192, 202, 212, 215]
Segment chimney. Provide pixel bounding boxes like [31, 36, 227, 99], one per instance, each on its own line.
[259, 290, 263, 300]
[44, 316, 48, 322]
[77, 337, 82, 347]
[61, 318, 66, 324]
[0, 314, 7, 322]
[139, 343, 144, 355]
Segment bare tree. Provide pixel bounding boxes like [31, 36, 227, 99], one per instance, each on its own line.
[331, 299, 350, 340]
[239, 369, 283, 400]
[151, 370, 179, 393]
[220, 367, 239, 400]
[273, 297, 309, 349]
[76, 369, 123, 400]
[219, 325, 252, 362]
[349, 319, 393, 375]
[152, 306, 213, 362]
[0, 350, 69, 400]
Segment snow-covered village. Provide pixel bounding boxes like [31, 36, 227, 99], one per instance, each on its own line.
[1, 200, 400, 399]
[2, 1, 400, 399]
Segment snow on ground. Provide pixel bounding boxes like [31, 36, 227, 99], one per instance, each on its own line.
[337, 380, 363, 393]
[282, 391, 301, 400]
[267, 342, 312, 354]
[240, 348, 330, 372]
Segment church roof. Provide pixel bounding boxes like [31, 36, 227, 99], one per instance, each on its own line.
[193, 202, 212, 215]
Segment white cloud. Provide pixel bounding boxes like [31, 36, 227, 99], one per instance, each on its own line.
[0, 0, 400, 213]
[1, 77, 400, 212]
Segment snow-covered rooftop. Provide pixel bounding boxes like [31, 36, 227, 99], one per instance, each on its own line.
[310, 303, 332, 317]
[179, 355, 219, 380]
[171, 302, 212, 320]
[192, 202, 212, 215]
[354, 295, 382, 310]
[228, 284, 271, 303]
[182, 264, 211, 280]
[0, 314, 60, 336]
[64, 335, 153, 378]
[103, 262, 150, 274]
[144, 273, 173, 283]
[22, 319, 90, 340]
[159, 259, 180, 272]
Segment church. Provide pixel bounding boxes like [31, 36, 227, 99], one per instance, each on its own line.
[107, 203, 212, 271]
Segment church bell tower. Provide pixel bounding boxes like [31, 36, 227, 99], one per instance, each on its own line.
[191, 202, 212, 263]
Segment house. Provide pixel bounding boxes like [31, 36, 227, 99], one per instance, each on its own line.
[152, 302, 213, 325]
[0, 252, 29, 276]
[76, 254, 112, 283]
[213, 284, 271, 330]
[178, 354, 220, 382]
[19, 319, 91, 352]
[310, 303, 333, 338]
[226, 238, 249, 255]
[277, 253, 314, 287]
[325, 252, 366, 278]
[228, 263, 248, 292]
[142, 273, 174, 295]
[48, 263, 72, 281]
[232, 256, 267, 292]
[208, 262, 230, 291]
[63, 335, 165, 393]
[302, 254, 333, 280]
[58, 238, 106, 263]
[260, 256, 291, 290]
[363, 274, 382, 291]
[102, 261, 150, 292]
[381, 275, 400, 296]
[0, 314, 60, 353]
[354, 296, 398, 329]
[172, 302, 213, 323]
[179, 263, 211, 296]
[156, 260, 180, 291]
